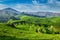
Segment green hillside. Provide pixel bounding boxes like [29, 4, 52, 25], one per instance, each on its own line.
[0, 16, 60, 40]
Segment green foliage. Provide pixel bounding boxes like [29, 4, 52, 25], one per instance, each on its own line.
[7, 16, 60, 34]
[1, 16, 60, 40]
[0, 23, 60, 40]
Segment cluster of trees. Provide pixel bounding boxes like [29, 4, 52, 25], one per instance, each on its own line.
[7, 16, 60, 34]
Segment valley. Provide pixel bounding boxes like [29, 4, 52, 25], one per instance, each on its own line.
[0, 15, 60, 40]
[0, 8, 60, 40]
[0, 8, 60, 22]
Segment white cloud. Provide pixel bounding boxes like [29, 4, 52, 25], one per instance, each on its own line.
[0, 4, 7, 10]
[0, 0, 60, 13]
[12, 4, 50, 12]
[12, 3, 60, 13]
[12, 0, 50, 12]
[32, 0, 39, 5]
[12, 4, 32, 12]
[10, 0, 60, 13]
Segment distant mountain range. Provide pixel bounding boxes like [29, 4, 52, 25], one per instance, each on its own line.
[23, 11, 60, 17]
[0, 7, 60, 17]
[0, 7, 60, 22]
[0, 8, 20, 22]
[0, 8, 20, 15]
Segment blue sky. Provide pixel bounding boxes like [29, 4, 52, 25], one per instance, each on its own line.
[0, 0, 60, 12]
[0, 0, 48, 4]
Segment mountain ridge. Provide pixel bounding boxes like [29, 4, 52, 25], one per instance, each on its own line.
[0, 7, 60, 18]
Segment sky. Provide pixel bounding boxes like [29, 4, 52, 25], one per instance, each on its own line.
[0, 0, 60, 12]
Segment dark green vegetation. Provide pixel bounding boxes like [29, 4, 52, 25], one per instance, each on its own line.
[0, 16, 60, 40]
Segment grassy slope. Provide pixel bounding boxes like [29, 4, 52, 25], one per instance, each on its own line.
[0, 16, 60, 40]
[0, 23, 60, 40]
